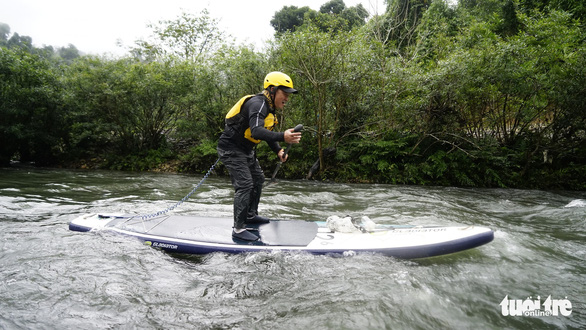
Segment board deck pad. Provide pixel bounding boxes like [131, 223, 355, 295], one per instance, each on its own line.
[109, 215, 318, 246]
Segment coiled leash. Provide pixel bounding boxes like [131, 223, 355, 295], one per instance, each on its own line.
[138, 158, 220, 220]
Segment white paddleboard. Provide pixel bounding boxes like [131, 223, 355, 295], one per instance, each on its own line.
[69, 213, 493, 259]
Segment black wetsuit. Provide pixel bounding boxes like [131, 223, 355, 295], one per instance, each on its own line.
[217, 93, 284, 230]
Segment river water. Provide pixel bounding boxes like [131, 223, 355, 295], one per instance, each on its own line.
[0, 167, 584, 329]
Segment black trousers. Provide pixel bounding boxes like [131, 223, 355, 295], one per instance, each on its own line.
[217, 148, 265, 230]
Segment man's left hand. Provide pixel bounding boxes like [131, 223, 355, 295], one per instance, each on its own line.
[278, 149, 289, 162]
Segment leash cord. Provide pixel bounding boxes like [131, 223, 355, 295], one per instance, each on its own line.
[139, 158, 220, 220]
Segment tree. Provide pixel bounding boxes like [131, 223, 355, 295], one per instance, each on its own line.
[130, 9, 227, 62]
[320, 0, 346, 14]
[372, 0, 431, 51]
[271, 1, 369, 35]
[341, 4, 369, 29]
[498, 0, 521, 37]
[277, 27, 371, 176]
[62, 57, 198, 166]
[57, 44, 80, 62]
[0, 22, 10, 44]
[0, 48, 64, 165]
[415, 0, 460, 62]
[309, 2, 369, 32]
[270, 5, 312, 34]
[6, 32, 33, 51]
[518, 0, 586, 22]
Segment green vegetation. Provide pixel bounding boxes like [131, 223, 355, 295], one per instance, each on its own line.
[1, 0, 585, 190]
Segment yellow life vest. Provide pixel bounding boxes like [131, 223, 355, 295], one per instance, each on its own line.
[225, 95, 278, 144]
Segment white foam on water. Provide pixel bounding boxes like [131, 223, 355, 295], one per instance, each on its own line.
[564, 199, 586, 208]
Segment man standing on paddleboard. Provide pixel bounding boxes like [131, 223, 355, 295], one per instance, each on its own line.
[217, 72, 301, 241]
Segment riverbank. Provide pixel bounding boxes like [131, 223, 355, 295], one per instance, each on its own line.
[27, 150, 586, 192]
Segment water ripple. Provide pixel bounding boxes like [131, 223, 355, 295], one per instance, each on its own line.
[0, 168, 584, 329]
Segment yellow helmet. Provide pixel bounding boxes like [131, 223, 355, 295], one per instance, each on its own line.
[263, 71, 298, 94]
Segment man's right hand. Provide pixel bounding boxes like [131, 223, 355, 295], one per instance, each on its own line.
[284, 128, 302, 144]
